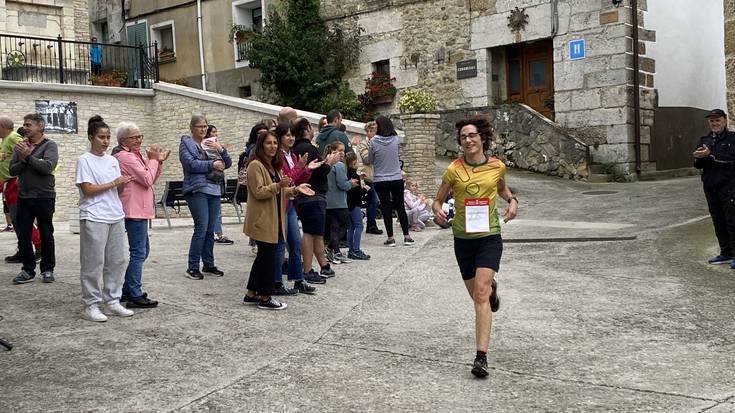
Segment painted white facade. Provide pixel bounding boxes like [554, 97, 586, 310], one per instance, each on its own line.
[647, 0, 726, 110]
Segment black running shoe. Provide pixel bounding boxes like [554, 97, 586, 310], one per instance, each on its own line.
[490, 279, 500, 313]
[471, 357, 489, 378]
[293, 281, 316, 295]
[272, 284, 298, 296]
[202, 266, 224, 276]
[258, 297, 287, 310]
[186, 269, 204, 280]
[4, 252, 21, 263]
[304, 270, 326, 284]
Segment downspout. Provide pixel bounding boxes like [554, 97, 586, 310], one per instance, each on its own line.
[550, 0, 559, 36]
[632, 0, 641, 173]
[197, 0, 207, 91]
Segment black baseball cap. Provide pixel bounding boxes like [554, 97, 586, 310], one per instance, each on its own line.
[705, 109, 727, 118]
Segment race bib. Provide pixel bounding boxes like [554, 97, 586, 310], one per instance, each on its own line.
[465, 198, 490, 233]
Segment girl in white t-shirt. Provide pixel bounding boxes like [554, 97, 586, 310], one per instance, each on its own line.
[75, 115, 134, 322]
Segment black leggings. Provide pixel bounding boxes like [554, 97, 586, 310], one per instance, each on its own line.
[374, 179, 409, 238]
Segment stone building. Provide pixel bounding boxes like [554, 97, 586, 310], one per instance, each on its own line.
[0, 0, 89, 40]
[321, 0, 727, 175]
[87, 0, 126, 44]
[123, 0, 276, 95]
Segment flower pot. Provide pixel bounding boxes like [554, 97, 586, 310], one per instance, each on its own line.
[372, 95, 394, 104]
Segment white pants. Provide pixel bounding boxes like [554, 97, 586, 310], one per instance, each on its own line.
[79, 219, 127, 307]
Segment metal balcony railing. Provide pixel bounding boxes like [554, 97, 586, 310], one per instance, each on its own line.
[0, 34, 159, 88]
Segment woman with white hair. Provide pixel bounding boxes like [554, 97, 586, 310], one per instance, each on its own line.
[113, 121, 169, 308]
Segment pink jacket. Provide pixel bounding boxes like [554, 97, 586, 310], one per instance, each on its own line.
[280, 150, 311, 185]
[404, 189, 426, 211]
[114, 149, 163, 219]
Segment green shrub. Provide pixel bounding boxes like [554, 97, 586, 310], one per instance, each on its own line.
[397, 90, 437, 114]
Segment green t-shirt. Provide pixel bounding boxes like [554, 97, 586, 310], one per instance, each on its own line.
[0, 131, 23, 182]
[441, 156, 506, 239]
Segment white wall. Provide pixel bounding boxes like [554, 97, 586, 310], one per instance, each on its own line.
[647, 0, 726, 110]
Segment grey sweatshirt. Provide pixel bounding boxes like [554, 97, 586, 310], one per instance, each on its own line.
[9, 137, 58, 199]
[367, 134, 402, 182]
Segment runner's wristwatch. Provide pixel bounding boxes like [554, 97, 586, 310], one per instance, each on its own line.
[508, 196, 518, 204]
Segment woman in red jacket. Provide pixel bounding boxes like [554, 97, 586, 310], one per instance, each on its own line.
[274, 122, 324, 293]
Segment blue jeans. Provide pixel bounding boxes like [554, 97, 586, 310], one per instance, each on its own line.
[185, 192, 219, 270]
[347, 206, 364, 252]
[365, 182, 378, 227]
[123, 219, 149, 298]
[274, 203, 304, 283]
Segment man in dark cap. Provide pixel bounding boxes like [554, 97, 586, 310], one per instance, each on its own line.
[694, 109, 735, 266]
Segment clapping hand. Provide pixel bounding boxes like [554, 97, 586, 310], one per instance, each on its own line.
[113, 175, 134, 186]
[279, 175, 292, 188]
[298, 153, 309, 168]
[295, 183, 315, 196]
[15, 141, 32, 160]
[307, 159, 323, 170]
[325, 152, 340, 166]
[693, 144, 711, 159]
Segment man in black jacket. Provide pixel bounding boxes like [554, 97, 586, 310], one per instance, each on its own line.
[694, 109, 735, 266]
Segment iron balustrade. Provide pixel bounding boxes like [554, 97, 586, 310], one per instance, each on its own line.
[0, 34, 159, 88]
[236, 41, 253, 62]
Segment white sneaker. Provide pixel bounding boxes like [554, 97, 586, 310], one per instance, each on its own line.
[82, 305, 108, 322]
[104, 302, 134, 317]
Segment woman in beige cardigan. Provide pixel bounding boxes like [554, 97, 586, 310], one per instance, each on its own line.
[243, 130, 314, 310]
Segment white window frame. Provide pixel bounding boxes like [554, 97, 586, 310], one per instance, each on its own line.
[232, 0, 264, 68]
[149, 20, 176, 57]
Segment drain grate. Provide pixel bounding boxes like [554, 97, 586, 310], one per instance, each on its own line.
[581, 190, 619, 195]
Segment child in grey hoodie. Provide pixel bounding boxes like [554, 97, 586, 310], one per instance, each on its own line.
[325, 142, 357, 264]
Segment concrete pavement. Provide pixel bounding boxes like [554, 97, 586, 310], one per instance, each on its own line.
[1, 167, 734, 412]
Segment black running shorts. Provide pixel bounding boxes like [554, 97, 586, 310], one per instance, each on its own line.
[453, 234, 503, 280]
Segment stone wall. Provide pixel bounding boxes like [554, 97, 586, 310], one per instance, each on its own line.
[0, 0, 87, 40]
[726, 0, 735, 123]
[320, 0, 657, 173]
[436, 103, 589, 181]
[0, 80, 369, 220]
[399, 114, 440, 193]
[0, 81, 155, 219]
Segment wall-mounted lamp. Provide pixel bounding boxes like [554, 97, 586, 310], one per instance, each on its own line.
[612, 0, 623, 7]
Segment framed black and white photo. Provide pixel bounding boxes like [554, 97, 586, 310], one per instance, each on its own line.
[34, 100, 78, 134]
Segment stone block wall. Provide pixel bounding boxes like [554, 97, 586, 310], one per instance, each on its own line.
[0, 82, 155, 218]
[321, 0, 657, 174]
[0, 81, 369, 220]
[726, 0, 735, 123]
[0, 0, 87, 40]
[400, 114, 440, 194]
[436, 104, 589, 181]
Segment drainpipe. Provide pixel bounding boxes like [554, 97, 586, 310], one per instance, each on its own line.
[632, 0, 642, 173]
[197, 0, 207, 91]
[550, 0, 559, 36]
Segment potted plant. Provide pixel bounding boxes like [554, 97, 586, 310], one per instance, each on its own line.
[364, 72, 397, 104]
[397, 89, 438, 114]
[228, 24, 255, 44]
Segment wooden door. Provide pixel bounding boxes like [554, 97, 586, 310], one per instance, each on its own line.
[506, 39, 554, 119]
